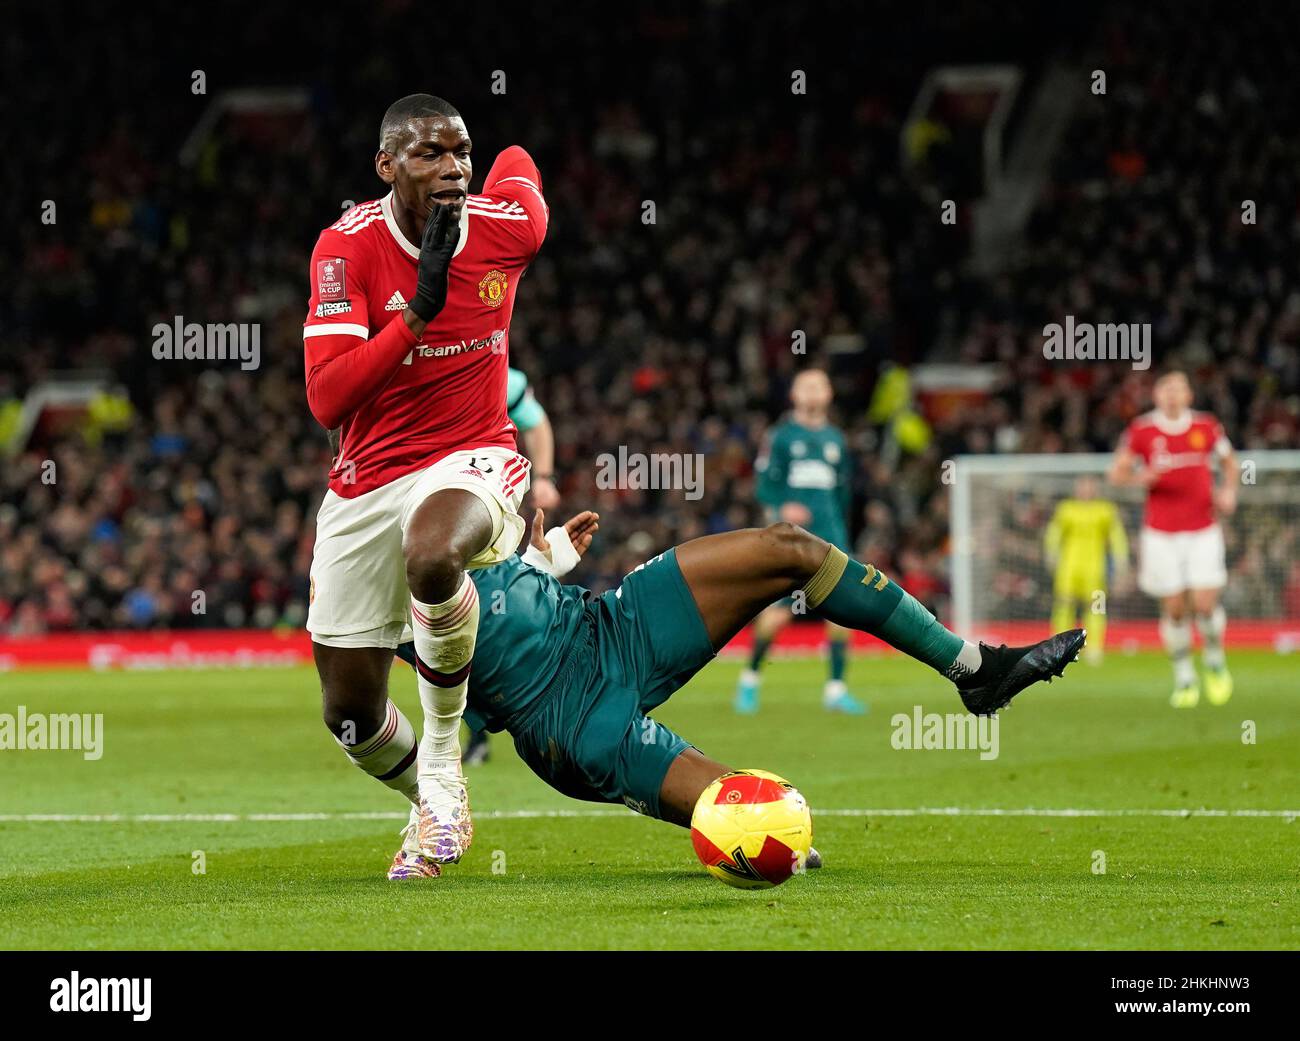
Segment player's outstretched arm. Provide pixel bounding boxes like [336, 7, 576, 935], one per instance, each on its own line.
[481, 146, 548, 258]
[521, 509, 598, 578]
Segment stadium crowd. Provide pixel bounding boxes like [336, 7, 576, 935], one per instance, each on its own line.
[2, 1, 1297, 635]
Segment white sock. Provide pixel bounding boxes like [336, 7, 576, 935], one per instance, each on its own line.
[337, 699, 420, 805]
[1159, 615, 1197, 688]
[740, 668, 760, 686]
[409, 575, 479, 815]
[823, 679, 847, 702]
[955, 640, 983, 674]
[1195, 606, 1227, 671]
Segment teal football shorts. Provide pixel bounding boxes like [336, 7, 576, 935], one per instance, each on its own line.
[505, 548, 716, 819]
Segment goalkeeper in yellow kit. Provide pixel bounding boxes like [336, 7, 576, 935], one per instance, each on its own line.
[1044, 476, 1129, 663]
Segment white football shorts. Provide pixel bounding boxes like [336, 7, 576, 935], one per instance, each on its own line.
[1137, 523, 1227, 598]
[307, 446, 530, 648]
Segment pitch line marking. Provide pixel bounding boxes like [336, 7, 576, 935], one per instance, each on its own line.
[0, 807, 1296, 823]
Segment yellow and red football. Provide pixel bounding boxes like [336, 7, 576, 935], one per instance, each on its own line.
[690, 769, 813, 889]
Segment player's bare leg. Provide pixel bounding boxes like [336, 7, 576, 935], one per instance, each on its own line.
[734, 603, 790, 714]
[314, 643, 434, 878]
[316, 644, 390, 741]
[676, 523, 1084, 715]
[402, 488, 496, 863]
[1160, 592, 1200, 708]
[1190, 586, 1231, 705]
[658, 748, 732, 826]
[316, 644, 418, 801]
[677, 525, 828, 649]
[656, 748, 825, 870]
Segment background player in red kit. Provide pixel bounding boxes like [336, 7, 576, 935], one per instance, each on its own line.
[302, 94, 548, 877]
[1110, 371, 1239, 708]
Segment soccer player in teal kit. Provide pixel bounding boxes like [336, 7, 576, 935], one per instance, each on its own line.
[738, 368, 864, 714]
[384, 509, 1085, 878]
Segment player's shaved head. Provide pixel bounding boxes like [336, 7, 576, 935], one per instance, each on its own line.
[379, 93, 462, 153]
[375, 93, 472, 239]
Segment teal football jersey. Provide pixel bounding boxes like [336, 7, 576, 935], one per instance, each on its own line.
[755, 419, 853, 549]
[464, 555, 590, 730]
[506, 367, 545, 432]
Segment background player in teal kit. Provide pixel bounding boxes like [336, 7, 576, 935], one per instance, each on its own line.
[390, 508, 1085, 879]
[738, 368, 864, 714]
[505, 367, 560, 510]
[463, 366, 559, 766]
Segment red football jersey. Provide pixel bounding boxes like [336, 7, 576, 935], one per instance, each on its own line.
[1121, 410, 1231, 531]
[303, 146, 548, 497]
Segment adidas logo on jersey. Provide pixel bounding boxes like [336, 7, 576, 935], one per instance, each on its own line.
[384, 291, 406, 312]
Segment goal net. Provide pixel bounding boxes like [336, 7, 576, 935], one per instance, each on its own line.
[949, 451, 1300, 652]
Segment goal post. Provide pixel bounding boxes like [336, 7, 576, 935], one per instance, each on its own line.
[949, 450, 1300, 651]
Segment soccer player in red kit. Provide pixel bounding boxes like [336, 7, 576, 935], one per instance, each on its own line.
[1109, 371, 1239, 708]
[302, 94, 548, 878]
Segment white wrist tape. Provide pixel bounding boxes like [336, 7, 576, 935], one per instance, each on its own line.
[520, 542, 555, 575]
[521, 526, 582, 579]
[544, 525, 582, 577]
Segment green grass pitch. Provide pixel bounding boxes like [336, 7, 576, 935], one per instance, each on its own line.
[1, 651, 1296, 950]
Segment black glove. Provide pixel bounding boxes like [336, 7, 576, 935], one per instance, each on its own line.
[407, 202, 461, 322]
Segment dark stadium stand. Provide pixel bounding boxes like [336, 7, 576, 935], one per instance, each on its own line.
[2, 0, 1296, 637]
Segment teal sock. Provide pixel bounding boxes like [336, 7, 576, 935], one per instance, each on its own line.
[806, 548, 965, 675]
[749, 635, 772, 671]
[828, 637, 847, 683]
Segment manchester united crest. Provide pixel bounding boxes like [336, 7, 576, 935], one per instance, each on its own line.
[1188, 427, 1206, 449]
[478, 269, 508, 308]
